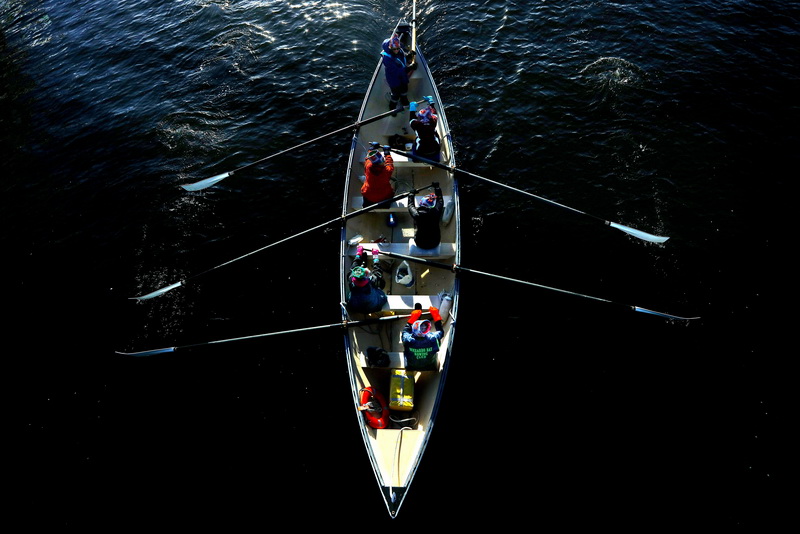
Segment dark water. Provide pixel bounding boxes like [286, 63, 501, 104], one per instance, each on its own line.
[4, 0, 795, 528]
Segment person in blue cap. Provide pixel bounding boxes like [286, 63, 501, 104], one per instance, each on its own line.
[381, 33, 416, 115]
[346, 245, 387, 314]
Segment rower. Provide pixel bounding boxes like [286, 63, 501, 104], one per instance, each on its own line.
[401, 303, 444, 371]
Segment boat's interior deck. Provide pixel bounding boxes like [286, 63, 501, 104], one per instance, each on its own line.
[344, 163, 455, 435]
[343, 30, 456, 447]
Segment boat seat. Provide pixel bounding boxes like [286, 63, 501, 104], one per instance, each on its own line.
[349, 195, 452, 212]
[358, 154, 440, 168]
[384, 294, 442, 311]
[358, 350, 441, 372]
[391, 151, 442, 167]
[347, 242, 456, 260]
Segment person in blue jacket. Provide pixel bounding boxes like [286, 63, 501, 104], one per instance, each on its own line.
[381, 34, 416, 114]
[402, 304, 444, 371]
[346, 246, 388, 314]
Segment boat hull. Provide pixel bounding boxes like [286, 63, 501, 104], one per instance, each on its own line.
[338, 17, 460, 518]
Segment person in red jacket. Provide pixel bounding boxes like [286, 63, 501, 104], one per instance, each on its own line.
[361, 144, 395, 207]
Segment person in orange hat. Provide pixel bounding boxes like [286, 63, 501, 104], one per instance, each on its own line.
[361, 143, 395, 207]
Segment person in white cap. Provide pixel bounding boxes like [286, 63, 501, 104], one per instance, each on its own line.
[407, 182, 443, 249]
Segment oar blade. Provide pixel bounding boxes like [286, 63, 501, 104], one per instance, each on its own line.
[115, 347, 176, 357]
[608, 222, 669, 243]
[634, 306, 700, 321]
[131, 281, 183, 301]
[181, 171, 233, 192]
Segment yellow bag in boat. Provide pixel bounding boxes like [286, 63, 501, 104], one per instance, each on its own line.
[389, 369, 414, 411]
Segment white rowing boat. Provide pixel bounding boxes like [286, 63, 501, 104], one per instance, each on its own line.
[338, 5, 460, 518]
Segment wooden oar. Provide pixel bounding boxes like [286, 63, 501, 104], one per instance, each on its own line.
[411, 0, 417, 53]
[132, 185, 435, 300]
[180, 103, 427, 191]
[116, 312, 427, 357]
[374, 248, 699, 320]
[390, 149, 670, 243]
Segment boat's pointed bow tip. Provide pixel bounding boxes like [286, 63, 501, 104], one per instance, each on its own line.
[383, 486, 407, 518]
[387, 504, 401, 519]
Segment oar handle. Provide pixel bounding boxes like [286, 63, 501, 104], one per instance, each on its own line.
[374, 248, 456, 272]
[344, 182, 436, 220]
[411, 0, 417, 53]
